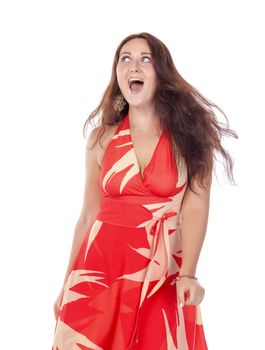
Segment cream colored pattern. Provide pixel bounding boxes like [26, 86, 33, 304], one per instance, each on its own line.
[175, 306, 189, 350]
[162, 308, 178, 350]
[112, 129, 130, 139]
[102, 148, 139, 194]
[60, 269, 108, 312]
[196, 304, 203, 325]
[84, 220, 103, 261]
[53, 318, 103, 350]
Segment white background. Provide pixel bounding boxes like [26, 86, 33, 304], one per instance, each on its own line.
[0, 0, 264, 349]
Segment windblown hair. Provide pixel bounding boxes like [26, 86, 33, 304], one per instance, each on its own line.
[83, 32, 238, 193]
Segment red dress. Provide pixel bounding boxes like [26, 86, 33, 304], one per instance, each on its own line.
[52, 113, 208, 350]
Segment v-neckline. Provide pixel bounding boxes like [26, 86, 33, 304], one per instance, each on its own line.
[126, 114, 164, 182]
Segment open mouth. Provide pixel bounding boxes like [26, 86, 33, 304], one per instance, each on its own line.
[128, 78, 144, 94]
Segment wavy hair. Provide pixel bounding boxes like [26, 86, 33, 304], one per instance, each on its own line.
[83, 32, 238, 193]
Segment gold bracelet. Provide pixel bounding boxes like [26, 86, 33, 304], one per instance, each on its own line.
[176, 274, 198, 281]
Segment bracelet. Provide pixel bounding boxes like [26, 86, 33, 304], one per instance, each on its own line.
[176, 274, 198, 281]
[170, 274, 198, 286]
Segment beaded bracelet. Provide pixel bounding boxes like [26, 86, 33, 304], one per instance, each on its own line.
[176, 274, 198, 281]
[170, 274, 198, 286]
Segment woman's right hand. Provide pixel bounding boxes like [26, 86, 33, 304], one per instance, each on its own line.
[53, 287, 64, 321]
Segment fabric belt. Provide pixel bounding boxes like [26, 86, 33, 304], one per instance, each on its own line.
[95, 196, 179, 348]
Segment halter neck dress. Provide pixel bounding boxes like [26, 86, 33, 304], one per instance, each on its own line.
[52, 113, 208, 350]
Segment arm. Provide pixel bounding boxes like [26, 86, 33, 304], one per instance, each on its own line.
[54, 126, 117, 319]
[176, 169, 212, 306]
[61, 127, 102, 287]
[179, 172, 212, 277]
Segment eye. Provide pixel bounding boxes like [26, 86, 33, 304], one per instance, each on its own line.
[142, 56, 151, 63]
[120, 55, 130, 62]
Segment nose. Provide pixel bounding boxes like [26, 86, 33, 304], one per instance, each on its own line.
[129, 60, 141, 72]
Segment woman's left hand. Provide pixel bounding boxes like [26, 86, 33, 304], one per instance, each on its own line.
[176, 276, 205, 306]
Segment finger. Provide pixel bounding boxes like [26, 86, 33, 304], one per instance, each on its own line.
[197, 288, 205, 304]
[185, 286, 196, 305]
[177, 287, 186, 306]
[193, 286, 204, 304]
[188, 286, 204, 305]
[54, 306, 57, 319]
[54, 303, 59, 318]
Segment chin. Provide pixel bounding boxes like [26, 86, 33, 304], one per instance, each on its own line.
[127, 101, 145, 108]
[126, 96, 150, 107]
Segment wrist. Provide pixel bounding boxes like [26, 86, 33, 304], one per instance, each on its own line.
[170, 273, 198, 286]
[177, 274, 198, 280]
[179, 269, 196, 276]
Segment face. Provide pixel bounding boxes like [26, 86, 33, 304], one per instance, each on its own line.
[116, 38, 157, 108]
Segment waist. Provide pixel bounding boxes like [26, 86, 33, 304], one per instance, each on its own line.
[95, 195, 180, 228]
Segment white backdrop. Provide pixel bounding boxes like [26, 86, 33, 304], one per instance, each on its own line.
[0, 0, 264, 349]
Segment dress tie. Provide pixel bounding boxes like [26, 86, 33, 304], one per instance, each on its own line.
[128, 211, 177, 349]
[95, 196, 179, 349]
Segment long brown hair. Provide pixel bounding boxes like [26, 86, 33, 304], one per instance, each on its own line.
[83, 32, 238, 193]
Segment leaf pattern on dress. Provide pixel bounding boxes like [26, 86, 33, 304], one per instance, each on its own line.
[53, 318, 104, 350]
[51, 114, 208, 350]
[162, 308, 178, 350]
[61, 269, 109, 310]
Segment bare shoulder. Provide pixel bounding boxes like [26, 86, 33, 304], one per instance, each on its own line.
[86, 123, 119, 167]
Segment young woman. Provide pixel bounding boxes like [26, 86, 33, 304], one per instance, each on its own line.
[52, 32, 237, 350]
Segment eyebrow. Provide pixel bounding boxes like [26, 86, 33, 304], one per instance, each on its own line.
[119, 51, 152, 56]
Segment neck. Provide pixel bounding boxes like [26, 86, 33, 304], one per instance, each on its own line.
[128, 105, 160, 131]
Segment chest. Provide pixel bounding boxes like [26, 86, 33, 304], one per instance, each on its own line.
[130, 130, 162, 174]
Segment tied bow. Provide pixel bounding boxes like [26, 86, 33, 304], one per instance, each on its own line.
[128, 211, 177, 348]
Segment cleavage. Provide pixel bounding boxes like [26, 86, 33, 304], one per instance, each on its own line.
[131, 129, 162, 179]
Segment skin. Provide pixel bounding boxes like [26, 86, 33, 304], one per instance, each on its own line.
[115, 38, 163, 177]
[54, 38, 210, 319]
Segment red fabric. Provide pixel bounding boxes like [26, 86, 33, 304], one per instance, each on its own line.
[52, 113, 208, 350]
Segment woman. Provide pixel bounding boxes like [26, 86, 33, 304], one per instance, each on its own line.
[52, 32, 237, 349]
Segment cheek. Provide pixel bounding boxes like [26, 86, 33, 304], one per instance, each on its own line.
[145, 68, 156, 84]
[147, 75, 157, 91]
[115, 68, 120, 81]
[116, 67, 126, 85]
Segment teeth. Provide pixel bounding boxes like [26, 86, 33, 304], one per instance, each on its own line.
[128, 78, 144, 90]
[128, 78, 144, 83]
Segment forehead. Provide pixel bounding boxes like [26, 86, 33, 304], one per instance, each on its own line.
[119, 38, 151, 55]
